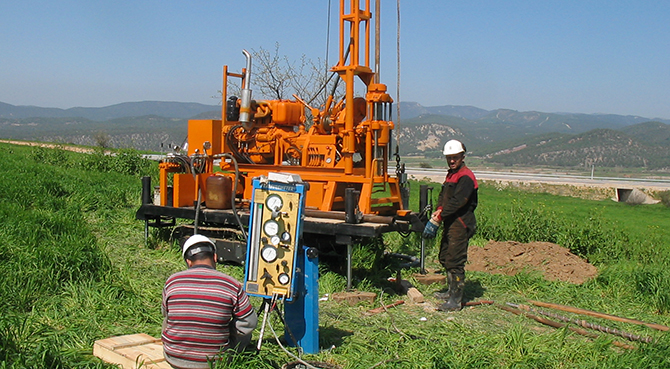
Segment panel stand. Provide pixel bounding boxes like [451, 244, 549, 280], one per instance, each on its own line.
[284, 246, 320, 354]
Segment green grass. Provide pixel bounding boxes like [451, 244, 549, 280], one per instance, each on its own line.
[1, 142, 669, 368]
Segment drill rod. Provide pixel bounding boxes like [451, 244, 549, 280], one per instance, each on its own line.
[497, 304, 635, 350]
[528, 300, 669, 332]
[511, 303, 653, 343]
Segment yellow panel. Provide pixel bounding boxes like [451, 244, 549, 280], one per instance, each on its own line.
[247, 189, 301, 298]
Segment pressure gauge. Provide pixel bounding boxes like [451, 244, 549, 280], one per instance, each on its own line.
[263, 219, 279, 236]
[280, 231, 291, 243]
[265, 194, 283, 212]
[261, 245, 278, 263]
[278, 273, 290, 285]
[270, 235, 281, 246]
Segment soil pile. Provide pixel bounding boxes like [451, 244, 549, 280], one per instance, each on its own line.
[466, 241, 598, 284]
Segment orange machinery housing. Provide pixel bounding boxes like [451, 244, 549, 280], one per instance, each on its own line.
[156, 0, 407, 218]
[138, 0, 428, 284]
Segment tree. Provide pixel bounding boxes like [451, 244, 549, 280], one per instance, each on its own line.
[226, 43, 344, 112]
[93, 131, 111, 149]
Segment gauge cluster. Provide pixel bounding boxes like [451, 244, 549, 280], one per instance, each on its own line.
[244, 178, 306, 300]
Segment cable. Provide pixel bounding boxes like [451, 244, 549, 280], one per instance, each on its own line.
[272, 297, 300, 350]
[267, 316, 321, 369]
[324, 0, 331, 104]
[393, 0, 403, 172]
[396, 0, 401, 129]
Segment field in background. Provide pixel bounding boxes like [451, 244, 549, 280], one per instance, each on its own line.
[1, 142, 669, 368]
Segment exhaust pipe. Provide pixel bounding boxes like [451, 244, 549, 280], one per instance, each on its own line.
[239, 49, 253, 130]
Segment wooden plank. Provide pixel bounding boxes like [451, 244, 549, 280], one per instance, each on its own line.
[93, 334, 171, 369]
[95, 333, 159, 351]
[413, 273, 446, 285]
[331, 291, 377, 305]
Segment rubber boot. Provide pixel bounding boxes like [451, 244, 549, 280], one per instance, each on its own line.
[433, 272, 453, 300]
[438, 272, 465, 311]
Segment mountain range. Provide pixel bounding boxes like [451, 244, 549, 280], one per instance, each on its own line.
[1, 100, 669, 169]
[0, 101, 220, 121]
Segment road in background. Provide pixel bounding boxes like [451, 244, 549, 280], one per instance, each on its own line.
[406, 168, 670, 191]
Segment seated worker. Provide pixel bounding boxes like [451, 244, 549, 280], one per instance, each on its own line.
[162, 235, 257, 368]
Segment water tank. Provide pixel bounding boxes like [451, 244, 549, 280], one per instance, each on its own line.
[206, 175, 233, 209]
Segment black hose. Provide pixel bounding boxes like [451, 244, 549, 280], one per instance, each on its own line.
[220, 153, 248, 242]
[194, 189, 202, 235]
[190, 155, 202, 235]
[386, 252, 420, 269]
[227, 125, 255, 164]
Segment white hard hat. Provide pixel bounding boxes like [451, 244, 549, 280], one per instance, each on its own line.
[443, 140, 466, 156]
[182, 234, 216, 259]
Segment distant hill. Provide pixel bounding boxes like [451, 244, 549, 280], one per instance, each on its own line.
[399, 102, 490, 120]
[395, 107, 670, 161]
[398, 102, 670, 126]
[0, 101, 220, 121]
[396, 117, 670, 169]
[0, 115, 187, 151]
[620, 121, 670, 147]
[483, 127, 670, 169]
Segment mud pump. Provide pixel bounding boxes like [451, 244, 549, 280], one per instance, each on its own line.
[136, 0, 430, 289]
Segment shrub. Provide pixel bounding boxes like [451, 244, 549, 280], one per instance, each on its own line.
[80, 148, 154, 177]
[659, 190, 670, 207]
[29, 146, 70, 167]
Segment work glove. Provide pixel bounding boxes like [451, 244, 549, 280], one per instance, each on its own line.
[422, 217, 441, 239]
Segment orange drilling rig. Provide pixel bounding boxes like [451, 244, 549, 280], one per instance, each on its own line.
[137, 0, 427, 285]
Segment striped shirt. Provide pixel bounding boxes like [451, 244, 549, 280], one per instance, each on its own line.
[162, 265, 254, 366]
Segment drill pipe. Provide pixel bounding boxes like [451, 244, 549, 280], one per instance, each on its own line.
[528, 300, 669, 332]
[463, 300, 494, 307]
[496, 304, 635, 350]
[365, 300, 405, 315]
[510, 303, 653, 344]
[304, 209, 394, 224]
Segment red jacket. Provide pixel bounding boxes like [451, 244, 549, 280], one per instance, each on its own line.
[436, 164, 478, 231]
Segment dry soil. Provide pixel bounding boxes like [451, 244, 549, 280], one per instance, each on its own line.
[467, 240, 598, 284]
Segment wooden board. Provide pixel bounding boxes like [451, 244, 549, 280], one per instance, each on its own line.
[331, 291, 377, 305]
[413, 273, 446, 285]
[93, 334, 172, 369]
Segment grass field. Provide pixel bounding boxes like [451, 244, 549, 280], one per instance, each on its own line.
[1, 142, 669, 369]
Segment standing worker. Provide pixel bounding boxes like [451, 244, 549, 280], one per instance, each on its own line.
[162, 235, 257, 368]
[429, 140, 478, 311]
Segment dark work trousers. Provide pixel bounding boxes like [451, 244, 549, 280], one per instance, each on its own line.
[438, 219, 470, 275]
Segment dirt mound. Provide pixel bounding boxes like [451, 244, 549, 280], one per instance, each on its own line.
[466, 241, 598, 284]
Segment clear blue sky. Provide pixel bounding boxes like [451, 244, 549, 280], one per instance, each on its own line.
[2, 0, 669, 119]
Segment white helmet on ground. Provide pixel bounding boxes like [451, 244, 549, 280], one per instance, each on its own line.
[443, 140, 466, 156]
[182, 234, 216, 259]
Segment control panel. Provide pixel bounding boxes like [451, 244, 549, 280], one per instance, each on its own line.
[244, 176, 306, 300]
